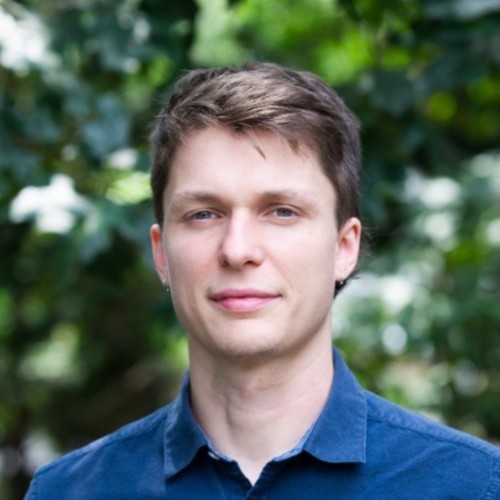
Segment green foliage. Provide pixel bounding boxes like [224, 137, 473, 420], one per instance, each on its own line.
[1, 0, 499, 498]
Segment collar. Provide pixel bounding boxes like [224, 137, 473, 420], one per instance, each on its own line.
[303, 348, 367, 464]
[163, 374, 209, 479]
[163, 348, 367, 478]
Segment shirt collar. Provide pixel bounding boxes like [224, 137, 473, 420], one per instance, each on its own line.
[163, 348, 367, 478]
[163, 374, 209, 479]
[303, 347, 367, 464]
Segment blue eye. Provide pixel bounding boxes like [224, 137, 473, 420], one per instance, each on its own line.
[274, 207, 295, 217]
[191, 210, 215, 220]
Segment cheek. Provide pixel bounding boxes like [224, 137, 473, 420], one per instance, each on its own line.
[166, 240, 214, 286]
[299, 236, 337, 280]
[291, 230, 337, 263]
[270, 234, 336, 289]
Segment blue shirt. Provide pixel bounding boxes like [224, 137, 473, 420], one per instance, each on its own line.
[25, 349, 500, 499]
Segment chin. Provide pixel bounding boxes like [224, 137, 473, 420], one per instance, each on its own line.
[198, 332, 283, 364]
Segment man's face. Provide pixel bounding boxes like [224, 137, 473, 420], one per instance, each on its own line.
[151, 126, 360, 364]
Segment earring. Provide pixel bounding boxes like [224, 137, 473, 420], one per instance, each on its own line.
[336, 279, 345, 288]
[334, 279, 345, 297]
[163, 281, 170, 293]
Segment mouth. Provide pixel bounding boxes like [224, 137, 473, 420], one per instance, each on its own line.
[209, 288, 280, 313]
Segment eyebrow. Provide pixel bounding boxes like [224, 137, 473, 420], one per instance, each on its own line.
[168, 189, 317, 211]
[256, 189, 317, 206]
[167, 191, 221, 213]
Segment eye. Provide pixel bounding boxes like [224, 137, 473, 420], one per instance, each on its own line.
[272, 207, 296, 218]
[189, 210, 216, 220]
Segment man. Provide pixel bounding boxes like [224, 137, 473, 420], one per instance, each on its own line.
[26, 63, 499, 499]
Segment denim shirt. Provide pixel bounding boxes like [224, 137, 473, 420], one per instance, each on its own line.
[25, 349, 500, 499]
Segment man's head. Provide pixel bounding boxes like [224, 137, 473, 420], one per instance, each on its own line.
[150, 62, 361, 227]
[150, 126, 361, 362]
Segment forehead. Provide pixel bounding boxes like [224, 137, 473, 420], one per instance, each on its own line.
[167, 126, 335, 198]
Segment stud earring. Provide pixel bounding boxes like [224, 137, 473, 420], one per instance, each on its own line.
[334, 279, 345, 297]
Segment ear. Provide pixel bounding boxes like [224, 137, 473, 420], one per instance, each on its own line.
[334, 217, 361, 281]
[150, 224, 170, 286]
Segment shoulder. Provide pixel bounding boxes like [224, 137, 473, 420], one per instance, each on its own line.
[364, 390, 500, 497]
[45, 404, 170, 472]
[26, 404, 173, 499]
[366, 389, 499, 457]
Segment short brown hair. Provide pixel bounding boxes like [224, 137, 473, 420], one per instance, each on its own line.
[150, 62, 361, 230]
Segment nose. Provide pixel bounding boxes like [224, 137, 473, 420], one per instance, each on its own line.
[218, 212, 264, 269]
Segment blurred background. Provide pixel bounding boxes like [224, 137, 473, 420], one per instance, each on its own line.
[1, 0, 499, 497]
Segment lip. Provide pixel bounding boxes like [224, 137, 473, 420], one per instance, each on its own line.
[210, 288, 280, 313]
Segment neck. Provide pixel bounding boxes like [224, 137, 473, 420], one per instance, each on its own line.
[188, 338, 334, 484]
